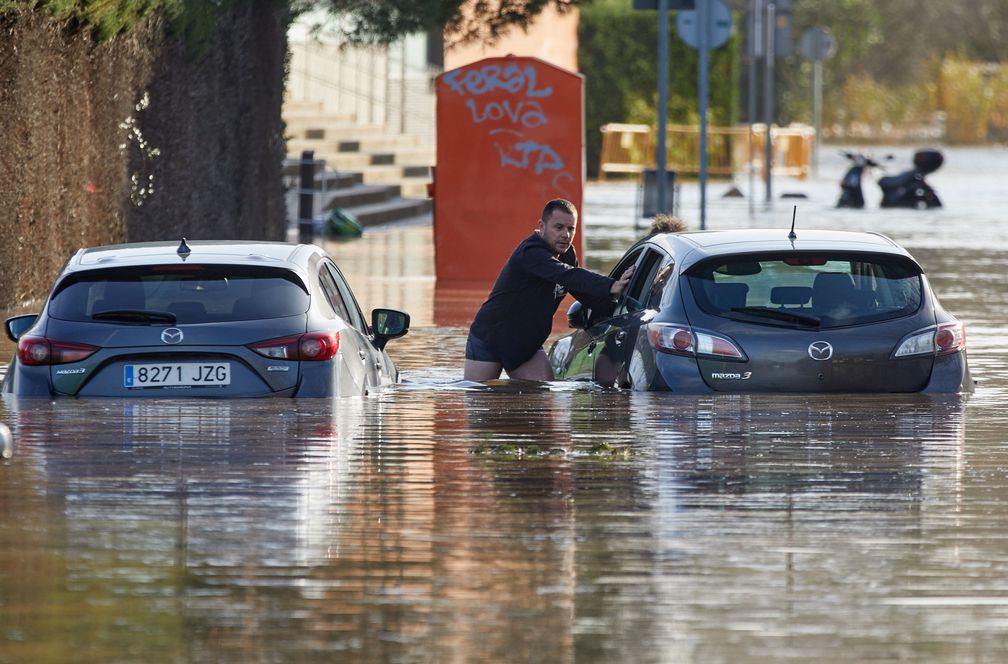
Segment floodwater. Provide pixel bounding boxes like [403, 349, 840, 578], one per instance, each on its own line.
[2, 146, 1008, 662]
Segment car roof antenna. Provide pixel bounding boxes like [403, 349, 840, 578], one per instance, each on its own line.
[788, 206, 797, 241]
[177, 237, 192, 257]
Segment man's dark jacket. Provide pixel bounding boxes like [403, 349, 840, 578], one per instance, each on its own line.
[468, 231, 614, 371]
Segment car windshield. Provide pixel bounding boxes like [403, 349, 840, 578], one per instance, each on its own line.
[686, 252, 923, 328]
[47, 265, 310, 323]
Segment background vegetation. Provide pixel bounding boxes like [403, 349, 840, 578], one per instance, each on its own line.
[579, 0, 740, 178]
[0, 2, 287, 310]
[0, 0, 235, 44]
[763, 0, 1008, 142]
[4, 0, 1008, 308]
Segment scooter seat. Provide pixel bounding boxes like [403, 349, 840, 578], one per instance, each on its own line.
[878, 171, 917, 190]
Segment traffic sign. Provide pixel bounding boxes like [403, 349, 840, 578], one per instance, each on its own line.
[800, 26, 835, 61]
[632, 0, 695, 9]
[676, 0, 732, 50]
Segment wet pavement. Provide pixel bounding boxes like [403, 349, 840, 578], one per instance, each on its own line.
[2, 146, 1008, 662]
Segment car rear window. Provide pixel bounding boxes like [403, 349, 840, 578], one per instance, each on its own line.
[686, 252, 923, 328]
[47, 265, 310, 323]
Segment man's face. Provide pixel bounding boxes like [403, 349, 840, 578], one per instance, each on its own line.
[538, 210, 577, 255]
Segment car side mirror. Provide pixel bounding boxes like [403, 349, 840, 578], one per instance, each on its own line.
[5, 314, 38, 342]
[371, 308, 410, 350]
[566, 301, 589, 329]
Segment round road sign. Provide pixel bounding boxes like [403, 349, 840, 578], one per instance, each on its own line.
[800, 26, 836, 61]
[676, 0, 732, 51]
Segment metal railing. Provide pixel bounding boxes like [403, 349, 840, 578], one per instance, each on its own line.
[599, 123, 816, 180]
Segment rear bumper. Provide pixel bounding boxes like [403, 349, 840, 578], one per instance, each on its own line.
[922, 351, 973, 394]
[651, 353, 714, 393]
[653, 349, 973, 394]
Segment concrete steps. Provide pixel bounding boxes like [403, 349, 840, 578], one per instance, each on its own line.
[323, 183, 402, 210]
[283, 100, 434, 228]
[285, 161, 431, 230]
[341, 197, 432, 227]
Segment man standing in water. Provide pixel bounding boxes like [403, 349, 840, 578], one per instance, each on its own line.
[463, 198, 635, 381]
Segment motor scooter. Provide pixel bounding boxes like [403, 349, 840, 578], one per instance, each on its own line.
[837, 149, 943, 209]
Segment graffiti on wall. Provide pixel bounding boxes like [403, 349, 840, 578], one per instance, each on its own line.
[442, 62, 575, 196]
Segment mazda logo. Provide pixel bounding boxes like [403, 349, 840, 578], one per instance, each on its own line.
[161, 328, 184, 345]
[808, 341, 833, 361]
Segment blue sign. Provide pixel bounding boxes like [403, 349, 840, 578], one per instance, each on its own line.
[676, 0, 732, 50]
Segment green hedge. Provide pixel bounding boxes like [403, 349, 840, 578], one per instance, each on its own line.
[0, 0, 233, 45]
[579, 0, 739, 178]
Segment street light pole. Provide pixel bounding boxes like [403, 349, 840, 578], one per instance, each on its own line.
[698, 0, 709, 229]
[657, 0, 669, 216]
[748, 0, 763, 217]
[763, 1, 775, 206]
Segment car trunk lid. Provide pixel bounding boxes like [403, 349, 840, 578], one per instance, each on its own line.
[691, 317, 936, 392]
[42, 316, 307, 396]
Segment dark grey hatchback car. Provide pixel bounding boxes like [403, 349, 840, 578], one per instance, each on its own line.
[549, 229, 972, 393]
[3, 240, 410, 397]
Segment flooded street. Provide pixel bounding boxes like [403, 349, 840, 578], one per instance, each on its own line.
[3, 146, 1008, 662]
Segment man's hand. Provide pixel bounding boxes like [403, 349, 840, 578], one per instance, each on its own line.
[610, 264, 635, 298]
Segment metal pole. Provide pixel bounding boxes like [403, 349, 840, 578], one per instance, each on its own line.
[813, 58, 822, 176]
[698, 0, 709, 229]
[298, 150, 316, 244]
[748, 0, 763, 217]
[656, 0, 669, 216]
[763, 2, 775, 205]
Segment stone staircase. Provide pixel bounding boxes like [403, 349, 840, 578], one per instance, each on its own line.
[283, 100, 434, 229]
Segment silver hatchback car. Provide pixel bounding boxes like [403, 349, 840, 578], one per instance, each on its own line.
[3, 240, 410, 397]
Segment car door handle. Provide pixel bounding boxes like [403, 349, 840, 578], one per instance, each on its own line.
[614, 330, 627, 346]
[358, 350, 367, 362]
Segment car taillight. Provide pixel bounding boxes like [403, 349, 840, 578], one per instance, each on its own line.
[935, 322, 966, 354]
[17, 336, 99, 366]
[298, 331, 340, 360]
[894, 322, 966, 358]
[646, 323, 746, 360]
[247, 331, 340, 361]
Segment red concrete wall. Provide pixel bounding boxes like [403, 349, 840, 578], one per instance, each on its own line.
[433, 56, 585, 283]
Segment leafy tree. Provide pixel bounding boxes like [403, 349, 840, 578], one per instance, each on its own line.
[580, 0, 739, 177]
[772, 0, 882, 124]
[766, 0, 1008, 128]
[0, 0, 240, 45]
[292, 0, 578, 45]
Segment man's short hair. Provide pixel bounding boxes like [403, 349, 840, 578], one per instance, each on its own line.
[541, 198, 578, 222]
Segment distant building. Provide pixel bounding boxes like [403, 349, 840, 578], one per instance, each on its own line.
[443, 5, 579, 72]
[285, 6, 578, 150]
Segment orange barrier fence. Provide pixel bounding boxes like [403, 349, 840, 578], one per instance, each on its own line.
[598, 122, 815, 180]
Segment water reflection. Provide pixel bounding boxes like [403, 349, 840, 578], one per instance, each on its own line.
[1, 357, 1002, 661]
[2, 146, 1007, 661]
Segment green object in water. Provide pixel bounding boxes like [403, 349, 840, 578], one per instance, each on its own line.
[325, 208, 363, 239]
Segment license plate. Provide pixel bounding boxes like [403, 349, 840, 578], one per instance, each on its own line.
[124, 363, 230, 388]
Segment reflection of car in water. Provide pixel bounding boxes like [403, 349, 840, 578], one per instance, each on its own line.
[3, 240, 410, 397]
[0, 395, 383, 637]
[549, 229, 972, 393]
[632, 394, 967, 505]
[4, 396, 380, 556]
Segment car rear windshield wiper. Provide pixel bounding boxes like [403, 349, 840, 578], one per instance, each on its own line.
[728, 306, 821, 327]
[91, 309, 177, 324]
